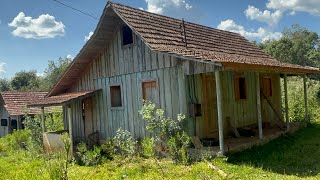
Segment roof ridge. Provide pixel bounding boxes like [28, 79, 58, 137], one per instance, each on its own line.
[110, 2, 242, 37]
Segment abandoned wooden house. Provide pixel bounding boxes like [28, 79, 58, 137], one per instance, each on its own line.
[0, 92, 48, 137]
[29, 2, 320, 153]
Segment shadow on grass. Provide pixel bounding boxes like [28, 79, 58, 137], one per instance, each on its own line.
[227, 123, 320, 177]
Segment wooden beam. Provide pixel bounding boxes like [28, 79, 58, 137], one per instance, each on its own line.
[215, 70, 224, 154]
[67, 106, 73, 155]
[41, 107, 45, 133]
[284, 74, 289, 130]
[256, 72, 263, 139]
[303, 75, 309, 122]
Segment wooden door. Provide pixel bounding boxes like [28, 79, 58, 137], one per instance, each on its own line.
[83, 98, 93, 137]
[202, 74, 218, 138]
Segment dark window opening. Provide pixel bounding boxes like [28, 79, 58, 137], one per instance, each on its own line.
[234, 76, 247, 100]
[1, 119, 7, 126]
[11, 119, 17, 130]
[122, 25, 133, 46]
[239, 77, 247, 99]
[111, 85, 122, 107]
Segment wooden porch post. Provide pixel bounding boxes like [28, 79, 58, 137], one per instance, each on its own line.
[215, 70, 224, 154]
[256, 73, 263, 140]
[284, 74, 289, 130]
[41, 107, 45, 133]
[303, 75, 309, 122]
[67, 106, 73, 155]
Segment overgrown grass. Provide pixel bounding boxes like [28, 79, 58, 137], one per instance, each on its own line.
[2, 123, 320, 179]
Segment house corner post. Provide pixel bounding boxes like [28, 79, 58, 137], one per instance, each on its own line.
[303, 74, 309, 122]
[284, 74, 289, 130]
[67, 106, 73, 155]
[41, 107, 45, 133]
[256, 72, 263, 140]
[215, 70, 224, 154]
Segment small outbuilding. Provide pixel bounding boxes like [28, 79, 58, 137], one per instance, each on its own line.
[0, 91, 48, 137]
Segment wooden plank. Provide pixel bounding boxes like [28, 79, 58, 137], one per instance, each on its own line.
[303, 75, 309, 122]
[215, 70, 224, 154]
[284, 74, 289, 130]
[68, 106, 73, 156]
[256, 72, 263, 140]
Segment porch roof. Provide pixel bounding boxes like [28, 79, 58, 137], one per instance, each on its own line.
[28, 90, 99, 107]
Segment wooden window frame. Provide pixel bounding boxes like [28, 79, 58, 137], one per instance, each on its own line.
[121, 25, 135, 48]
[141, 78, 160, 105]
[234, 75, 247, 100]
[262, 77, 273, 97]
[110, 84, 123, 109]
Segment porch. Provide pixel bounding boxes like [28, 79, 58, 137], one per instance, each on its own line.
[186, 70, 310, 154]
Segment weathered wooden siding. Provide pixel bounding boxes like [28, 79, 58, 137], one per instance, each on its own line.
[186, 71, 283, 139]
[0, 100, 9, 137]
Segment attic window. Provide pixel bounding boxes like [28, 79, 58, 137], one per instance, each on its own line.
[122, 25, 133, 46]
[110, 85, 122, 107]
[234, 76, 247, 100]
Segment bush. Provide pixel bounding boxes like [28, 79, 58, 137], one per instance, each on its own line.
[23, 115, 43, 148]
[113, 128, 137, 156]
[167, 132, 190, 165]
[100, 139, 116, 160]
[141, 138, 155, 158]
[46, 153, 65, 180]
[76, 142, 102, 166]
[139, 101, 191, 164]
[45, 108, 64, 132]
[0, 129, 31, 152]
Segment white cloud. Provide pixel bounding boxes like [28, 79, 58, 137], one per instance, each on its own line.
[84, 31, 93, 42]
[0, 62, 6, 75]
[267, 0, 320, 16]
[8, 12, 65, 39]
[244, 5, 282, 26]
[145, 0, 192, 14]
[217, 19, 282, 42]
[288, 11, 296, 16]
[36, 72, 45, 77]
[66, 54, 73, 59]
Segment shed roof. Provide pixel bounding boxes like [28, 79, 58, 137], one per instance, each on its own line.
[0, 92, 48, 116]
[47, 2, 320, 96]
[28, 90, 98, 107]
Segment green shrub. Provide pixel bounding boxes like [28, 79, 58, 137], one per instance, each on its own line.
[76, 143, 102, 166]
[100, 139, 116, 160]
[23, 115, 43, 148]
[46, 154, 65, 180]
[0, 129, 31, 152]
[113, 128, 137, 156]
[167, 132, 190, 165]
[141, 138, 155, 158]
[45, 108, 64, 132]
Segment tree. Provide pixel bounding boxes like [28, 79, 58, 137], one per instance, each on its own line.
[40, 57, 72, 90]
[0, 78, 11, 92]
[259, 24, 320, 67]
[11, 70, 40, 91]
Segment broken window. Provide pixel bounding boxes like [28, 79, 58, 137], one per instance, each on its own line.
[122, 25, 133, 46]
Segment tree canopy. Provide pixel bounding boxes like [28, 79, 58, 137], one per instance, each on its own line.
[0, 57, 71, 92]
[258, 24, 320, 68]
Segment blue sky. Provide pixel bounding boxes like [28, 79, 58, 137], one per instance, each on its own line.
[0, 0, 320, 78]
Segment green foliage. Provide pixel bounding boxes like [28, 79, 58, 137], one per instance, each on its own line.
[40, 57, 72, 90]
[259, 24, 320, 68]
[76, 143, 102, 166]
[23, 115, 43, 149]
[100, 139, 116, 160]
[139, 101, 186, 142]
[46, 153, 65, 180]
[0, 130, 31, 152]
[10, 70, 40, 91]
[167, 132, 190, 165]
[113, 128, 137, 156]
[283, 77, 320, 122]
[45, 108, 64, 132]
[0, 78, 11, 92]
[141, 138, 156, 158]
